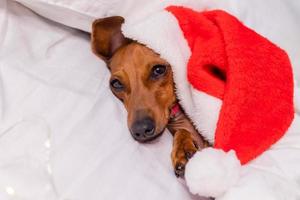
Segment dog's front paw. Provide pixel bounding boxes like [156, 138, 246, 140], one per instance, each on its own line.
[171, 130, 198, 178]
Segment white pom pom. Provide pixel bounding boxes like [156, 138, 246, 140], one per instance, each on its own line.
[185, 148, 241, 198]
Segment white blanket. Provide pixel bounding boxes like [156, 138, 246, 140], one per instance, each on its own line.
[0, 1, 199, 199]
[0, 0, 300, 199]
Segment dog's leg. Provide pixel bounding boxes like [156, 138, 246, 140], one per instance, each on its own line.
[168, 106, 208, 177]
[171, 129, 199, 177]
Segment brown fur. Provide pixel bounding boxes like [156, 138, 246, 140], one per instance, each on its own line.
[91, 16, 208, 177]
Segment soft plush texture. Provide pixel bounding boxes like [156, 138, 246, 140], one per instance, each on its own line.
[185, 148, 241, 197]
[167, 6, 294, 165]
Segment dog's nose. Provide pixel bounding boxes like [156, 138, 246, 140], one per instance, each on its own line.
[131, 117, 155, 141]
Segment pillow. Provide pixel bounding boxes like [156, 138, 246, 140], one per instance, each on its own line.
[12, 0, 251, 32]
[15, 0, 99, 32]
[15, 0, 213, 32]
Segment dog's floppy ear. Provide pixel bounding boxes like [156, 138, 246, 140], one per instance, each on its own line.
[91, 16, 130, 61]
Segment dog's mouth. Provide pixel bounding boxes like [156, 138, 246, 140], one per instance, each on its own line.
[132, 129, 165, 143]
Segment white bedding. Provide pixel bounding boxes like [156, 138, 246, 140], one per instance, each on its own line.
[0, 0, 299, 200]
[0, 1, 197, 199]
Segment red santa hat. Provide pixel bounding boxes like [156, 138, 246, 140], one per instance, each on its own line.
[122, 6, 295, 198]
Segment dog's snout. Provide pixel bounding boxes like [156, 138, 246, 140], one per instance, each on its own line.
[131, 117, 155, 141]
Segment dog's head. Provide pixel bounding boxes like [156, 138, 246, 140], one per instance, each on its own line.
[91, 16, 176, 142]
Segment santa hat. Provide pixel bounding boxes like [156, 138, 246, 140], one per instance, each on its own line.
[122, 6, 295, 198]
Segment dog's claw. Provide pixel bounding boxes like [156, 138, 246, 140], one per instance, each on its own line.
[175, 163, 185, 178]
[193, 141, 199, 149]
[185, 151, 194, 159]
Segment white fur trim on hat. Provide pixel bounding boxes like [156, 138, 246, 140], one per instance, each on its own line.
[185, 148, 241, 198]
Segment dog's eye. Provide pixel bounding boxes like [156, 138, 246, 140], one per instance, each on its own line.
[110, 79, 124, 91]
[151, 64, 167, 79]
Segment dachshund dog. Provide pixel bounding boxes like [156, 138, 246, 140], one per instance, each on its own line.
[91, 16, 208, 177]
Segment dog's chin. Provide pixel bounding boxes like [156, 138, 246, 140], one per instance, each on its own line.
[134, 129, 165, 143]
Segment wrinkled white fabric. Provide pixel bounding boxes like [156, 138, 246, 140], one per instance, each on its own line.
[0, 1, 201, 199]
[1, 0, 300, 199]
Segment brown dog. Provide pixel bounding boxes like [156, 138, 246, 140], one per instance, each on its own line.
[91, 16, 207, 177]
